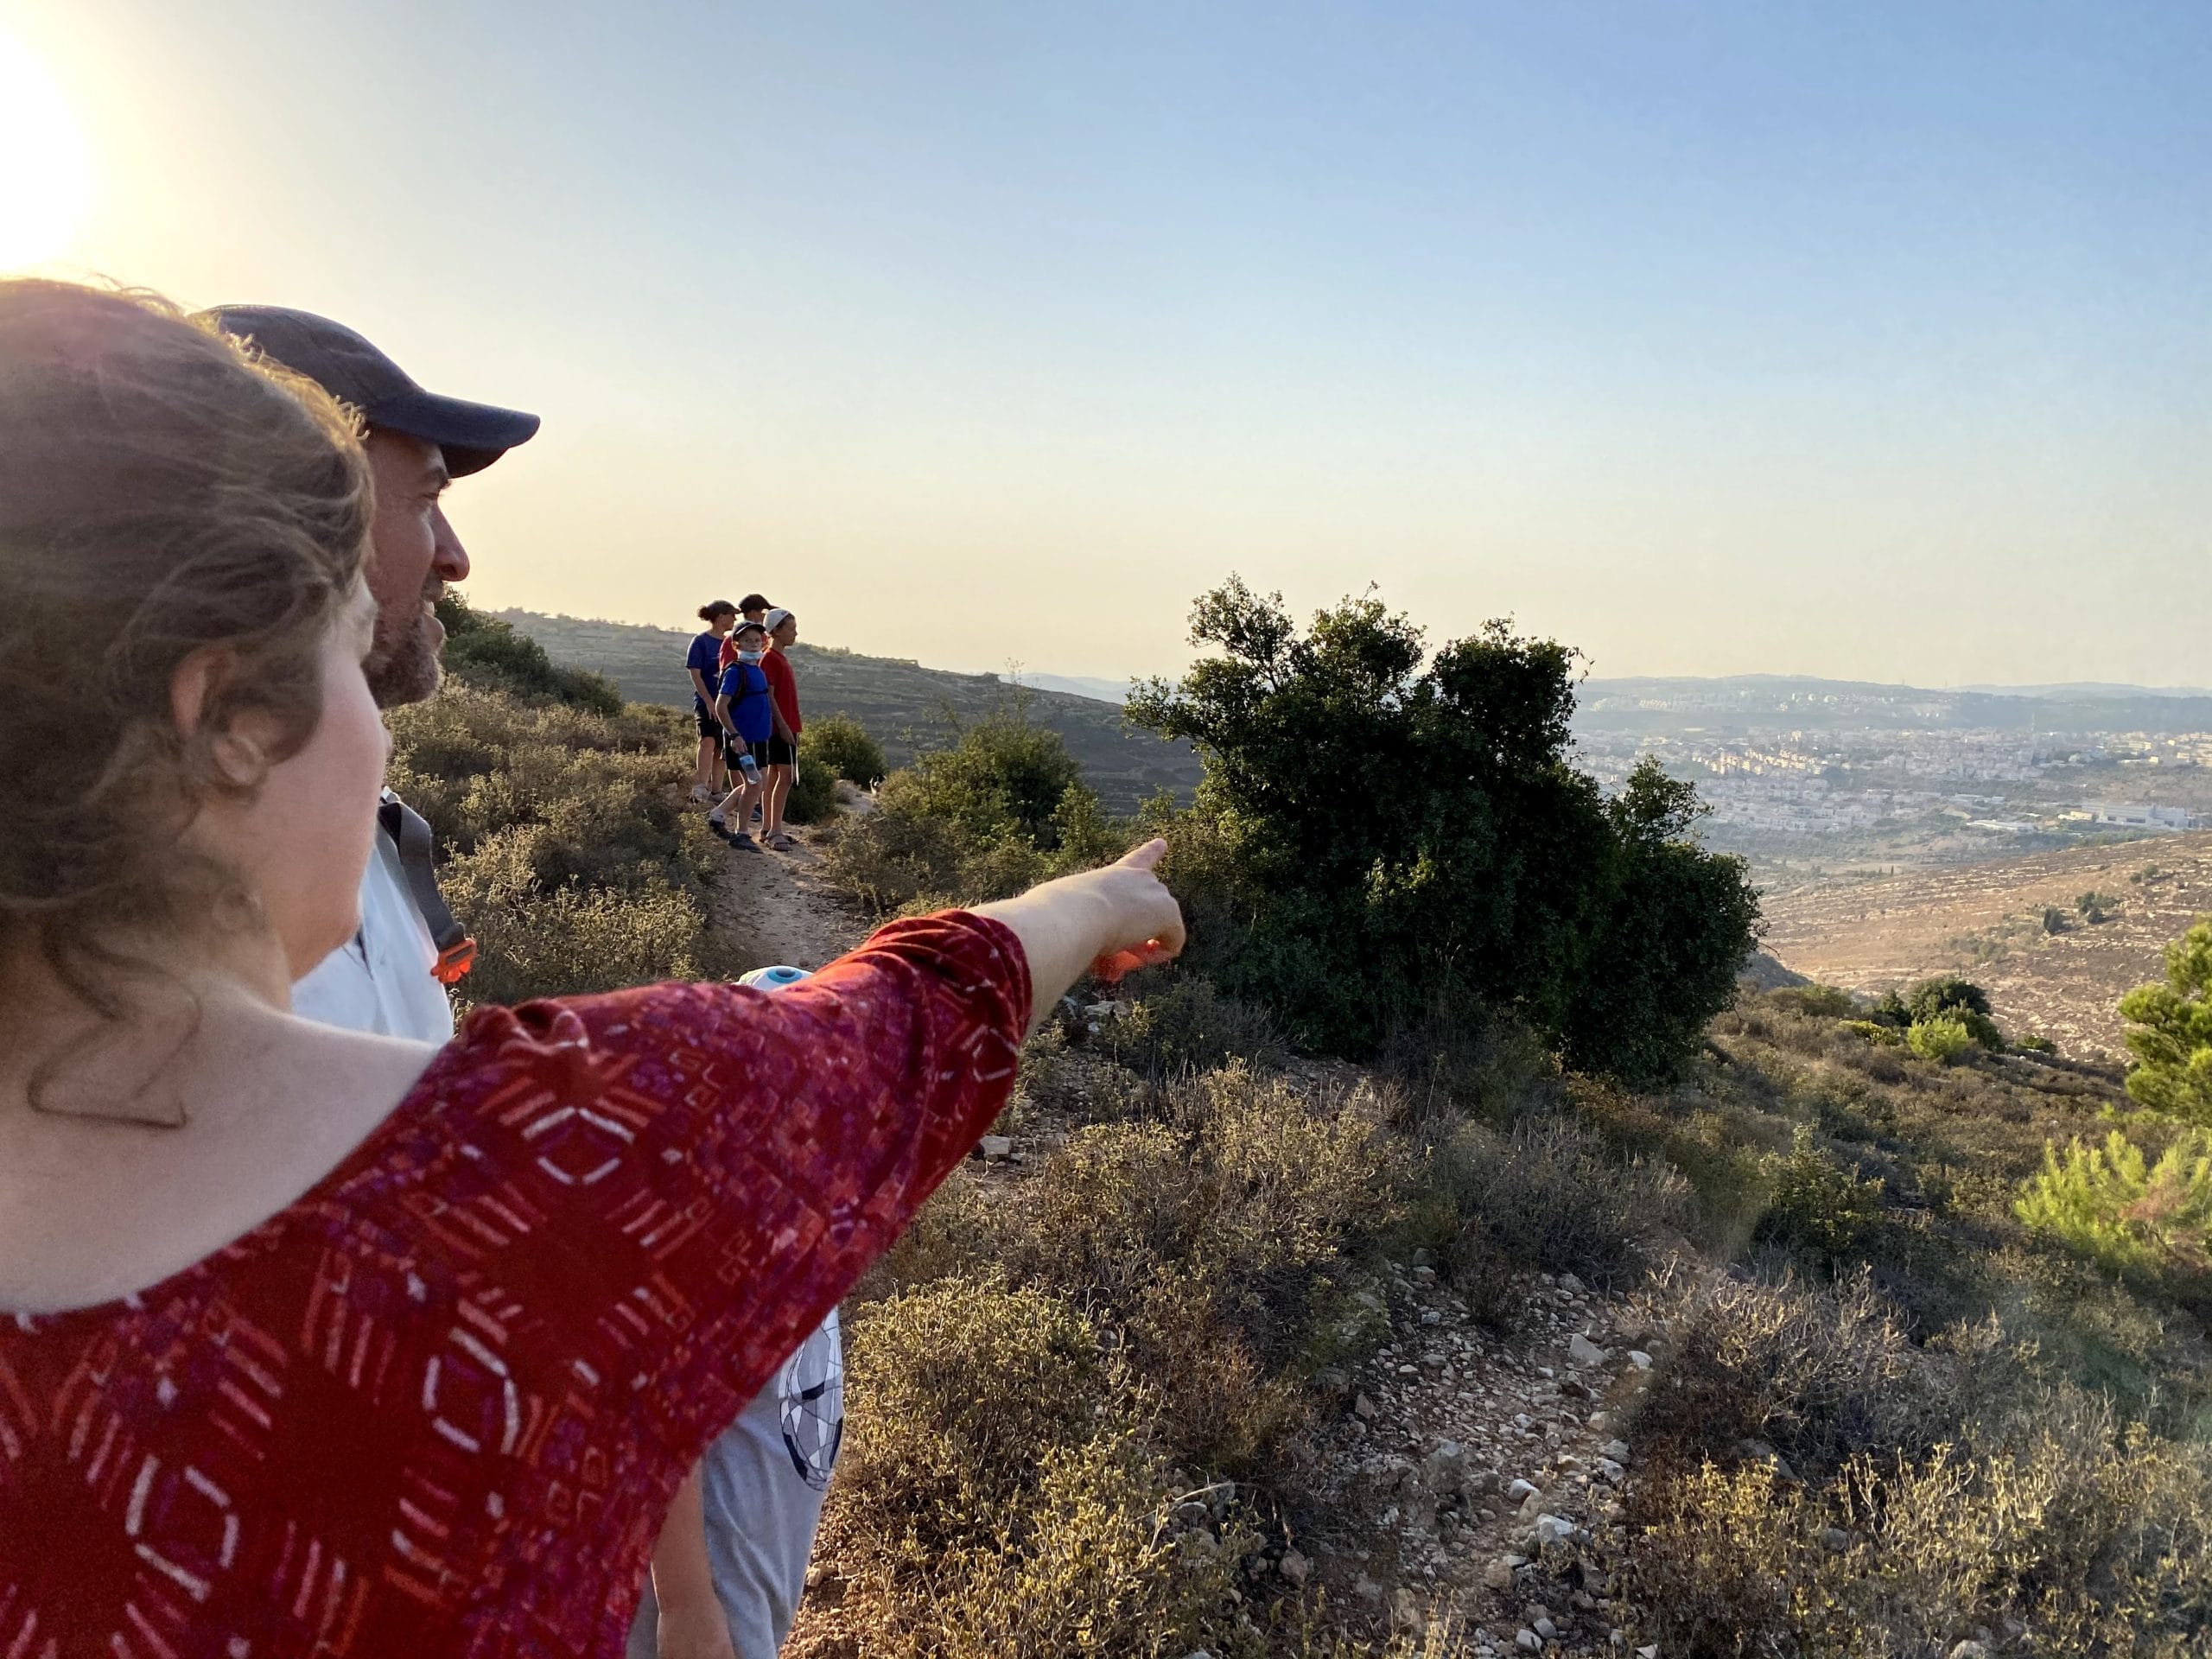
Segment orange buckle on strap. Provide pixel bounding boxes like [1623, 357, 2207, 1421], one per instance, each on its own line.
[433, 938, 477, 986]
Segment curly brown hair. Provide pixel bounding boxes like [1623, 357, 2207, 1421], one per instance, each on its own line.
[0, 280, 372, 1038]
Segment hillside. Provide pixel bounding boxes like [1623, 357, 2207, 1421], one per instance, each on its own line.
[1576, 672, 2212, 737]
[1761, 831, 2212, 1056]
[491, 607, 1199, 812]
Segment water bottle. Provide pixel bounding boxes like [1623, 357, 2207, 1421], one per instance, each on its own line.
[738, 964, 812, 992]
[735, 751, 760, 785]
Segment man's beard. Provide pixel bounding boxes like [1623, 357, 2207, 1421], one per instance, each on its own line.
[366, 607, 444, 709]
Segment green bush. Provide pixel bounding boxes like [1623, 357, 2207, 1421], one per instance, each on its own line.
[2120, 918, 2212, 1124]
[1770, 984, 1858, 1020]
[2015, 1129, 2212, 1279]
[1756, 1126, 1885, 1262]
[782, 753, 840, 824]
[823, 706, 1122, 912]
[800, 711, 887, 788]
[1126, 579, 1759, 1083]
[435, 593, 622, 713]
[1907, 1013, 1977, 1064]
[1873, 976, 2004, 1050]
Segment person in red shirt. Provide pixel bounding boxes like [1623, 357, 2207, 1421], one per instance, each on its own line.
[759, 607, 803, 851]
[0, 279, 1183, 1659]
[715, 592, 771, 676]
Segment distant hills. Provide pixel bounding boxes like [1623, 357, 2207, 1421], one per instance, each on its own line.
[1007, 671, 1131, 704]
[493, 608, 1201, 812]
[1575, 674, 2212, 737]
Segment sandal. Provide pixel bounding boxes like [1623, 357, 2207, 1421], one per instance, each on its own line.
[770, 833, 797, 852]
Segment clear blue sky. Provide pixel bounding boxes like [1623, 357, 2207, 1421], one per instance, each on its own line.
[10, 0, 2209, 684]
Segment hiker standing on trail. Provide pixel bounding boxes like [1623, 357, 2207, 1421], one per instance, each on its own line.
[204, 303, 538, 1038]
[760, 607, 803, 853]
[710, 618, 775, 850]
[718, 592, 771, 677]
[689, 601, 736, 803]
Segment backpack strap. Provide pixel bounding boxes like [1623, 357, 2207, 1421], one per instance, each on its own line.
[377, 793, 476, 985]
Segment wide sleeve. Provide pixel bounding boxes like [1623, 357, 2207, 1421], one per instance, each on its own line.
[420, 909, 1030, 1465]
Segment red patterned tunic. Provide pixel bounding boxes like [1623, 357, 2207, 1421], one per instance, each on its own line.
[0, 912, 1028, 1658]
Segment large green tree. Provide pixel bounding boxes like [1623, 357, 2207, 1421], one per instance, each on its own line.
[2120, 919, 2212, 1123]
[1127, 579, 1760, 1084]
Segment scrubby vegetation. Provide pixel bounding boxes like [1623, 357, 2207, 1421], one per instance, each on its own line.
[791, 582, 2212, 1653]
[413, 601, 2212, 1655]
[821, 701, 1120, 912]
[435, 593, 624, 713]
[397, 596, 743, 1004]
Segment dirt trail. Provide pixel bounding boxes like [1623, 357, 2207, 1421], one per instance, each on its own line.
[701, 800, 874, 972]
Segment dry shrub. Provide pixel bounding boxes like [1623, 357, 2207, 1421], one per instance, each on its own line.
[1122, 1268, 1306, 1471]
[832, 1275, 1104, 1557]
[1632, 1267, 1948, 1480]
[836, 1431, 1243, 1659]
[1835, 1395, 2212, 1655]
[1103, 974, 1291, 1080]
[386, 683, 732, 1004]
[1000, 1064, 1397, 1468]
[858, 1164, 1008, 1299]
[442, 825, 713, 1005]
[823, 1278, 1246, 1658]
[1018, 1065, 1397, 1306]
[1413, 1111, 1692, 1298]
[1616, 1461, 1815, 1657]
[1620, 1390, 2212, 1658]
[1379, 993, 1563, 1121]
[1012, 1024, 1150, 1127]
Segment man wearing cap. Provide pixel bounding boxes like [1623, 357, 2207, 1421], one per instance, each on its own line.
[201, 306, 538, 1036]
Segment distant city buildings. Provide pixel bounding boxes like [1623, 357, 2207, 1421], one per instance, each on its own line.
[1575, 718, 2212, 863]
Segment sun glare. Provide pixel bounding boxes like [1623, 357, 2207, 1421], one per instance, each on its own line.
[0, 30, 91, 272]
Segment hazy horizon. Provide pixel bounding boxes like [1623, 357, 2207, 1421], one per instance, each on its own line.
[8, 1, 2207, 686]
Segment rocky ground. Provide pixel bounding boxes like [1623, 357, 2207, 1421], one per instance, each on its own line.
[1243, 1255, 1657, 1657]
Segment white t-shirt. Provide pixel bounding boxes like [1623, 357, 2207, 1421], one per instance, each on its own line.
[290, 820, 456, 1043]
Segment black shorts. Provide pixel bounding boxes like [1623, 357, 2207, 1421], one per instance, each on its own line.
[695, 707, 721, 741]
[766, 735, 797, 767]
[724, 734, 771, 771]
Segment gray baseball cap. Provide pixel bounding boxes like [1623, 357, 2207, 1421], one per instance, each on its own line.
[201, 304, 540, 477]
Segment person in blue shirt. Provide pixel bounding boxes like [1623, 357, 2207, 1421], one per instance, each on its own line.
[688, 601, 737, 804]
[709, 618, 775, 850]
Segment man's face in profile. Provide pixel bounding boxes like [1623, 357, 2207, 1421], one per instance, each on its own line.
[362, 429, 469, 708]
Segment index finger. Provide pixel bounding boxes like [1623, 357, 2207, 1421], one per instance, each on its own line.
[1117, 837, 1169, 872]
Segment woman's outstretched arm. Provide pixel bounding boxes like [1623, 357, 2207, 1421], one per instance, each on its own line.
[970, 838, 1184, 1027]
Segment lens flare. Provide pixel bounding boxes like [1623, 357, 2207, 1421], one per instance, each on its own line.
[0, 30, 91, 272]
